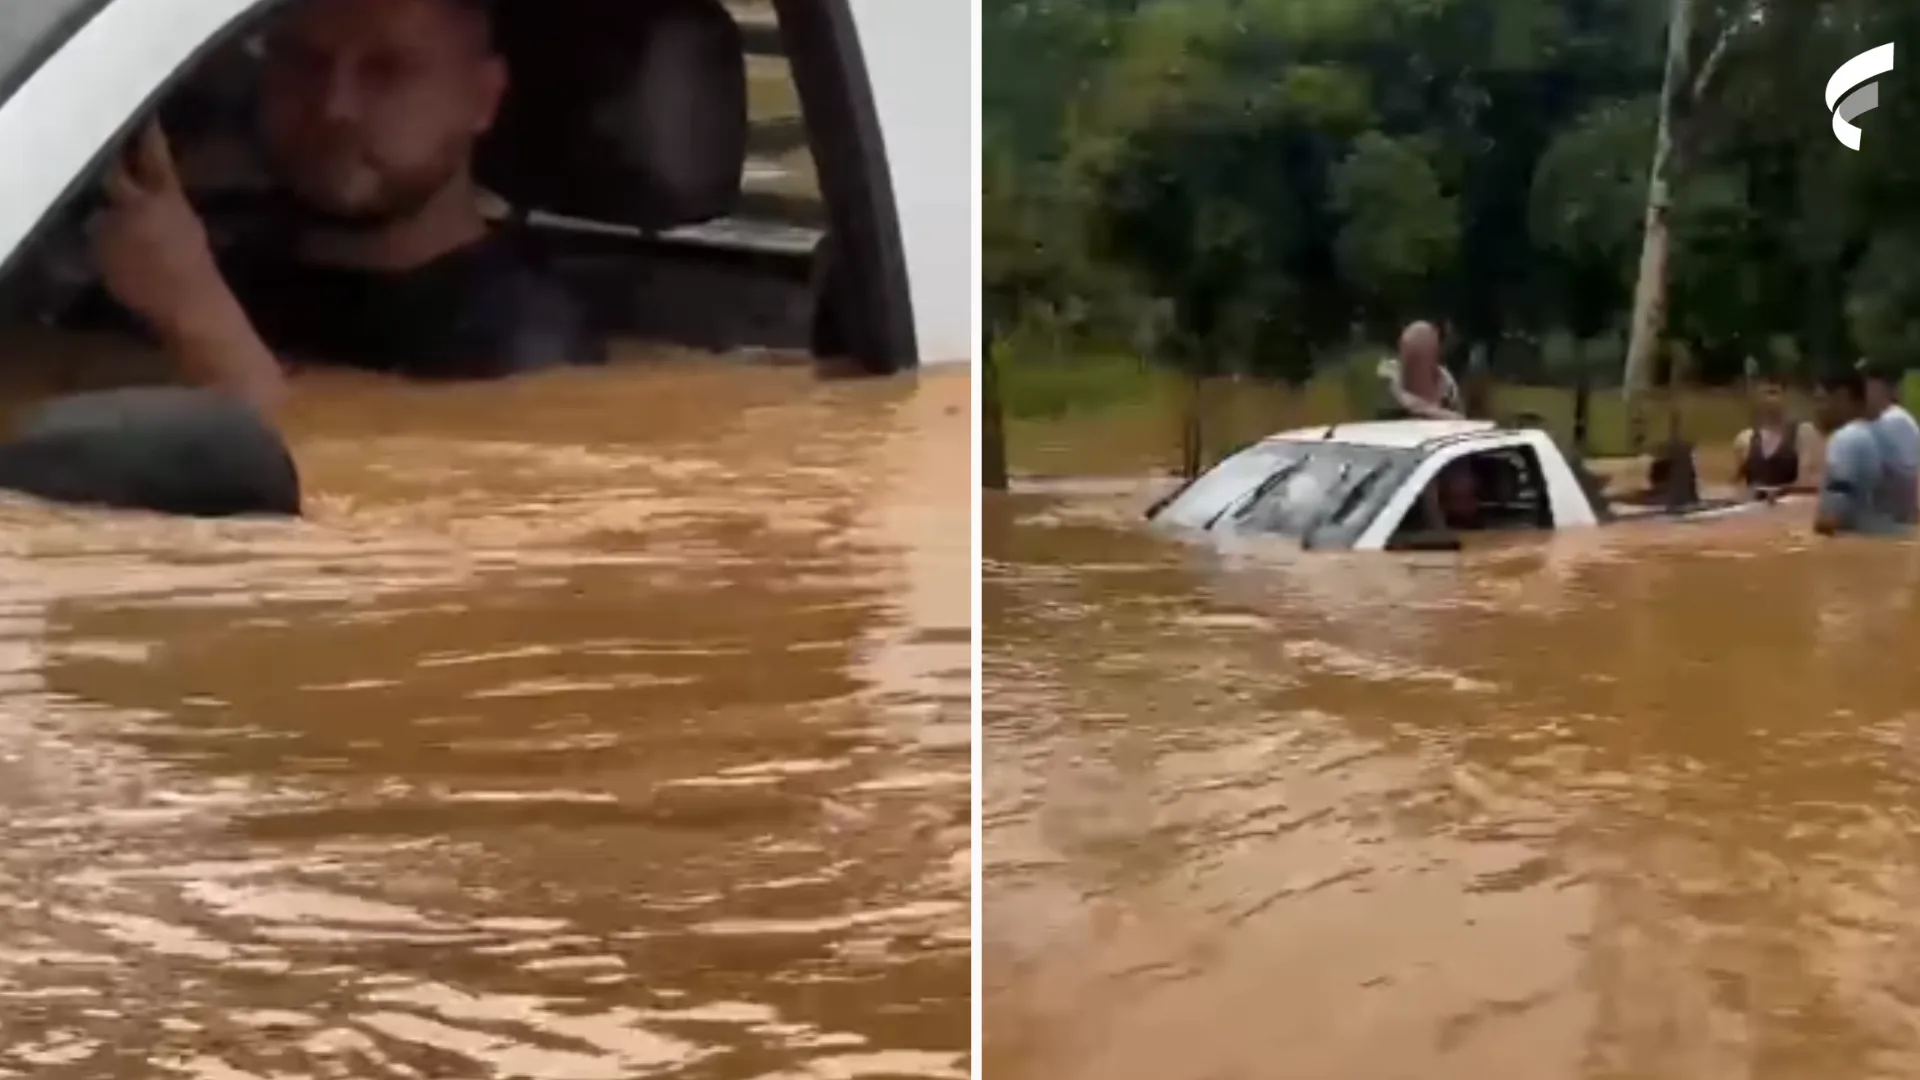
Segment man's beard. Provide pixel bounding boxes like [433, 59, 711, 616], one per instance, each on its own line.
[270, 147, 463, 233]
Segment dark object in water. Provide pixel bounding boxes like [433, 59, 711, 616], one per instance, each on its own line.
[1647, 437, 1700, 509]
[0, 387, 301, 518]
[1386, 531, 1463, 552]
[1571, 372, 1592, 453]
[1613, 437, 1701, 511]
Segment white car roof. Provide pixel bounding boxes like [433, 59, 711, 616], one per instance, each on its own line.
[1265, 419, 1498, 449]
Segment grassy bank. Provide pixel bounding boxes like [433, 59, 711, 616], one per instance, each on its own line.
[998, 351, 1769, 478]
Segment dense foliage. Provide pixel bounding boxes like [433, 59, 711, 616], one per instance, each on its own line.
[983, 0, 1920, 386]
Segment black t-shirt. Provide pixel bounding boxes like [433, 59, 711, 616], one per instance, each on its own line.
[220, 235, 604, 379]
[71, 233, 604, 380]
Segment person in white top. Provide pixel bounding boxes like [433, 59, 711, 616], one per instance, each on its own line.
[1375, 321, 1463, 420]
[1861, 361, 1920, 524]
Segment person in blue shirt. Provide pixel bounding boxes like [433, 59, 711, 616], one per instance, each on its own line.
[1814, 368, 1905, 536]
[1861, 362, 1920, 524]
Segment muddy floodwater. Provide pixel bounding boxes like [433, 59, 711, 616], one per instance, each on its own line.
[985, 477, 1920, 1080]
[0, 355, 970, 1079]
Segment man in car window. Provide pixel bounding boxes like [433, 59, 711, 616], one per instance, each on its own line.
[91, 0, 602, 415]
[1434, 461, 1482, 530]
[1401, 459, 1479, 538]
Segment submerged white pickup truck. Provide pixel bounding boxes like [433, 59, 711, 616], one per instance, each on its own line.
[1145, 419, 1790, 552]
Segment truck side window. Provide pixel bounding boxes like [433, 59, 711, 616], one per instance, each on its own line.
[1484, 446, 1555, 529]
[1389, 445, 1555, 544]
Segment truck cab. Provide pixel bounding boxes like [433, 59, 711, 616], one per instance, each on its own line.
[0, 0, 971, 375]
[1147, 420, 1609, 552]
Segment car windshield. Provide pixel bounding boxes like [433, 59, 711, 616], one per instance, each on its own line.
[0, 0, 93, 103]
[1151, 439, 1415, 537]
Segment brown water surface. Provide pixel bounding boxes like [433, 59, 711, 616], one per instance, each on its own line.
[984, 475, 1920, 1080]
[0, 354, 971, 1079]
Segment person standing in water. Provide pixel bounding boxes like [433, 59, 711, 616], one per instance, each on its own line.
[1732, 374, 1821, 495]
[1813, 368, 1904, 536]
[1376, 321, 1464, 420]
[1861, 361, 1920, 524]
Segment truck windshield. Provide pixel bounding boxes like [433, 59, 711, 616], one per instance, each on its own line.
[1151, 439, 1415, 538]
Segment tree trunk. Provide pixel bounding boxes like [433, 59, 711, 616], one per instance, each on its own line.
[982, 338, 1009, 492]
[1573, 367, 1592, 455]
[1462, 342, 1492, 419]
[1621, 0, 1694, 454]
[1179, 368, 1205, 480]
[1665, 340, 1689, 443]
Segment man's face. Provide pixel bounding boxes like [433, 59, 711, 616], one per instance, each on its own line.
[1865, 376, 1895, 414]
[1752, 381, 1784, 420]
[1400, 329, 1439, 371]
[1437, 465, 1478, 525]
[258, 0, 506, 227]
[1815, 387, 1855, 434]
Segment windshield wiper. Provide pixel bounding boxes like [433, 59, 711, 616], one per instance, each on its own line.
[1209, 458, 1307, 530]
[1301, 462, 1389, 548]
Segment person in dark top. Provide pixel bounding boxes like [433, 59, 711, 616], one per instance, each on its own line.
[90, 0, 601, 415]
[1732, 375, 1821, 495]
[219, 234, 597, 381]
[1401, 460, 1481, 535]
[1434, 461, 1482, 529]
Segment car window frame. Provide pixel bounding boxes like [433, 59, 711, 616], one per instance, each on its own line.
[1383, 443, 1558, 547]
[1457, 443, 1554, 530]
[1495, 444, 1555, 528]
[0, 0, 276, 294]
[0, 0, 111, 111]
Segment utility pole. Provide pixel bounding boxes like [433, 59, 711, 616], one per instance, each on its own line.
[1620, 0, 1695, 454]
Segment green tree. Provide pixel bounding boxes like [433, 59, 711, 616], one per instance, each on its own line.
[981, 0, 1920, 419]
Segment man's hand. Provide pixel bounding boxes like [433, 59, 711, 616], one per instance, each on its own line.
[92, 122, 286, 413]
[1399, 392, 1463, 421]
[94, 122, 228, 335]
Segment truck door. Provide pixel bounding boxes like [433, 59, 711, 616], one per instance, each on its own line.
[1358, 437, 1580, 550]
[0, 0, 267, 290]
[775, 0, 973, 370]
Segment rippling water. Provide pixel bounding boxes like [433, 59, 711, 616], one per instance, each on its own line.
[984, 477, 1920, 1080]
[0, 357, 970, 1079]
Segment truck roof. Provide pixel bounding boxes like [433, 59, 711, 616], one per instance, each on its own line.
[1265, 419, 1500, 450]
